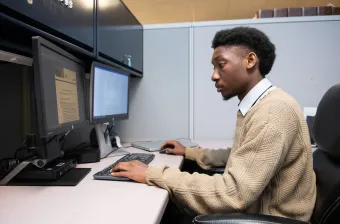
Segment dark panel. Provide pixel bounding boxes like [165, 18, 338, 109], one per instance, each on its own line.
[97, 0, 143, 75]
[0, 0, 94, 49]
[0, 62, 35, 160]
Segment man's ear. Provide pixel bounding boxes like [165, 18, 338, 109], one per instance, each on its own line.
[246, 52, 257, 70]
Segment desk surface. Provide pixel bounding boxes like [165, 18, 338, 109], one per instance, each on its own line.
[0, 140, 232, 224]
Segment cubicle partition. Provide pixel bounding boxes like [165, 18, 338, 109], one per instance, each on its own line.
[114, 27, 191, 142]
[115, 16, 340, 142]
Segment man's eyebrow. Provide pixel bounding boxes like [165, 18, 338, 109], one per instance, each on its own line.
[211, 55, 223, 64]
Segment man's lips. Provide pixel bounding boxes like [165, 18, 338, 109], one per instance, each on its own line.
[215, 84, 223, 92]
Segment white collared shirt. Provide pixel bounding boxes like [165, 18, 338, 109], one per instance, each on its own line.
[238, 78, 276, 116]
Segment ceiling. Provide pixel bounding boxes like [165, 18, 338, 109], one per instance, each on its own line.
[122, 0, 340, 24]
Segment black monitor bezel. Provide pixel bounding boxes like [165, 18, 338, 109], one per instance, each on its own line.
[89, 61, 130, 125]
[32, 36, 87, 138]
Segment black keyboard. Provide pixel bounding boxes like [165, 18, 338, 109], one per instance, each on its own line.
[93, 153, 155, 181]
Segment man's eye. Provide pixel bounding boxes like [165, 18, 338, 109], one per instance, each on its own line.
[213, 62, 225, 70]
[218, 63, 225, 68]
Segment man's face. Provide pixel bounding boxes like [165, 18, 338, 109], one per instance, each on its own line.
[211, 46, 252, 101]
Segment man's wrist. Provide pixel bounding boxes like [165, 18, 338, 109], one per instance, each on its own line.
[184, 147, 198, 160]
[181, 147, 186, 156]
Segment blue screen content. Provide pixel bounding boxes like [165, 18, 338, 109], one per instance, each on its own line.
[93, 66, 129, 119]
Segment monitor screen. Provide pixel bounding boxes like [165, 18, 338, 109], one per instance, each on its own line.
[33, 37, 87, 137]
[91, 62, 129, 123]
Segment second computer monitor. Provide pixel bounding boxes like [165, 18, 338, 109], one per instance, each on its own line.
[90, 62, 129, 124]
[32, 36, 87, 138]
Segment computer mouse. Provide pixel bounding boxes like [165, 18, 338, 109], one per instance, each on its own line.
[159, 144, 174, 154]
[159, 148, 169, 154]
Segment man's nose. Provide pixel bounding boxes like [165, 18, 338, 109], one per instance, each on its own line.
[211, 70, 219, 81]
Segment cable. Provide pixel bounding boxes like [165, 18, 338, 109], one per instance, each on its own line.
[0, 158, 19, 180]
[108, 125, 117, 136]
[101, 147, 117, 159]
[108, 125, 113, 133]
[104, 120, 116, 137]
[59, 130, 70, 143]
[2, 134, 60, 167]
[14, 146, 27, 159]
[104, 123, 117, 138]
[59, 130, 71, 151]
[46, 135, 58, 144]
[14, 135, 57, 160]
[103, 125, 110, 137]
[13, 139, 29, 159]
[22, 139, 27, 146]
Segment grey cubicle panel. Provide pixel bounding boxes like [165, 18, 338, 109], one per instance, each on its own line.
[114, 17, 340, 142]
[114, 28, 190, 142]
[193, 18, 340, 140]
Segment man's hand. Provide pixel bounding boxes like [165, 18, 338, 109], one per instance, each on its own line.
[160, 140, 186, 156]
[110, 160, 148, 183]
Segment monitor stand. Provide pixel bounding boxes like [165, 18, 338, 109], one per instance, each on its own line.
[0, 136, 63, 185]
[94, 123, 129, 159]
[0, 159, 33, 185]
[0, 136, 91, 186]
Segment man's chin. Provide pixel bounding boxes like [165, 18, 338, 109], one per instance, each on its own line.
[222, 93, 237, 101]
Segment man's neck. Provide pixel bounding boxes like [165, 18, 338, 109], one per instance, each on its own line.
[238, 75, 264, 101]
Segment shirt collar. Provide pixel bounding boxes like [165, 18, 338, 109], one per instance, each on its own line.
[238, 78, 274, 116]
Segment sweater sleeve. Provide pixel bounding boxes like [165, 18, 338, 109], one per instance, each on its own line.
[145, 103, 297, 214]
[184, 147, 231, 170]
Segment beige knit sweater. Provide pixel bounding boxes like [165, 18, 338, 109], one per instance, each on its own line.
[145, 88, 316, 222]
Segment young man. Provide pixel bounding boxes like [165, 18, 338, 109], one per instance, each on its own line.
[111, 27, 316, 222]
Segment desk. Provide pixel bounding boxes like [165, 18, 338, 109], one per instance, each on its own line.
[0, 140, 232, 224]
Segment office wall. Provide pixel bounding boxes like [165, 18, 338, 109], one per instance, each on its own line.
[193, 19, 340, 139]
[114, 28, 190, 142]
[113, 17, 340, 142]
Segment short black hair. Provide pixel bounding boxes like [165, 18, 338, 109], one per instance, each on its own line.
[212, 27, 276, 77]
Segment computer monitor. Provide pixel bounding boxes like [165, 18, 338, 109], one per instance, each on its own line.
[89, 61, 130, 158]
[89, 61, 129, 124]
[32, 36, 87, 138]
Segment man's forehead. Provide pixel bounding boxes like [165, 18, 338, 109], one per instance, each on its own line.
[212, 46, 232, 60]
[212, 45, 248, 61]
